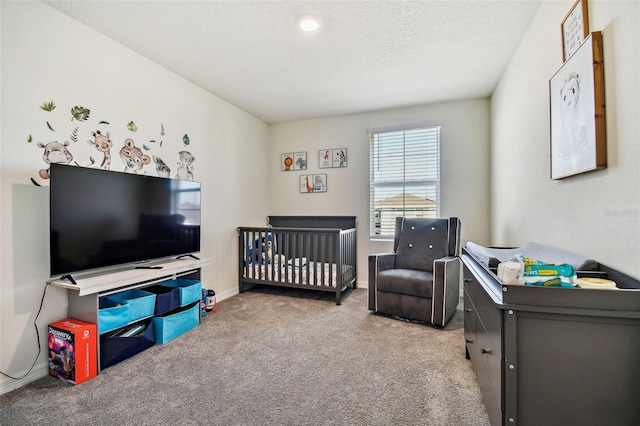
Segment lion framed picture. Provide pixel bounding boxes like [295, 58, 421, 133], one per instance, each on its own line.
[549, 31, 605, 180]
[281, 152, 307, 171]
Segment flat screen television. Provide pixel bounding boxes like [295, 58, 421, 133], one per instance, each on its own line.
[49, 163, 201, 277]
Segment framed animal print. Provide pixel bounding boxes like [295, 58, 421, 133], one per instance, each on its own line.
[549, 32, 605, 180]
[318, 148, 347, 168]
[300, 174, 327, 193]
[281, 152, 307, 171]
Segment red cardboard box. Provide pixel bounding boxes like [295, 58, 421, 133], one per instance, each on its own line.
[48, 318, 97, 385]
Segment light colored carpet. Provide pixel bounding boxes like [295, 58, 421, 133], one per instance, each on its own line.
[0, 286, 490, 425]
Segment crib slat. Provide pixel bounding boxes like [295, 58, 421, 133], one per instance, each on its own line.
[318, 234, 324, 287]
[301, 233, 307, 286]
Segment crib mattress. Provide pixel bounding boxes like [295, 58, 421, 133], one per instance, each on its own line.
[244, 262, 352, 288]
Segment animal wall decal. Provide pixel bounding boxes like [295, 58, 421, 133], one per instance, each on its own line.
[27, 99, 197, 183]
[87, 130, 113, 170]
[175, 150, 195, 181]
[153, 155, 171, 178]
[119, 138, 151, 173]
[36, 140, 73, 179]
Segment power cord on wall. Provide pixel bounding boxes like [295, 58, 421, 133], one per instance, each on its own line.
[0, 283, 50, 380]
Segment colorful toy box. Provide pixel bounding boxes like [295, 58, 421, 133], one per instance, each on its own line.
[48, 318, 97, 385]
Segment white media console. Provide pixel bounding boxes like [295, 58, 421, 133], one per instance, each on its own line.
[50, 257, 211, 371]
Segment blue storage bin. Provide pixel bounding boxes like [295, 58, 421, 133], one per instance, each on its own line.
[111, 289, 156, 322]
[145, 285, 181, 316]
[152, 301, 199, 345]
[98, 297, 130, 334]
[100, 319, 155, 370]
[160, 279, 202, 307]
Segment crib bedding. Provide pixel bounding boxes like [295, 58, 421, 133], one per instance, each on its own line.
[244, 261, 353, 288]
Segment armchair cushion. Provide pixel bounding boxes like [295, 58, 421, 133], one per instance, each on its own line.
[394, 218, 452, 271]
[376, 269, 433, 298]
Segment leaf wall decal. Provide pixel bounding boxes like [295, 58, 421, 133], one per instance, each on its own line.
[40, 100, 56, 111]
[71, 106, 90, 121]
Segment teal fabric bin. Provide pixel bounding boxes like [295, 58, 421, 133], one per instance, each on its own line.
[152, 301, 199, 345]
[160, 279, 202, 307]
[111, 289, 156, 322]
[98, 298, 130, 334]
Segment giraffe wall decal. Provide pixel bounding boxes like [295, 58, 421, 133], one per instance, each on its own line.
[87, 130, 113, 170]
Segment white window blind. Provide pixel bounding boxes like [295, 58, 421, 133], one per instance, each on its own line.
[369, 126, 440, 239]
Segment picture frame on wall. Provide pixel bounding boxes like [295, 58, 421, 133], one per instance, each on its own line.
[561, 0, 589, 62]
[300, 174, 327, 193]
[281, 152, 307, 171]
[318, 148, 347, 168]
[549, 32, 605, 180]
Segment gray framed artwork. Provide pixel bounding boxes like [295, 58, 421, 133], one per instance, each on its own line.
[318, 148, 347, 168]
[300, 174, 327, 193]
[281, 152, 307, 171]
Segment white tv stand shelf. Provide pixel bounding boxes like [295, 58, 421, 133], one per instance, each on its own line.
[49, 257, 210, 372]
[49, 257, 211, 296]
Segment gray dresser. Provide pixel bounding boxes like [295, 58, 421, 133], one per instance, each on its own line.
[462, 248, 640, 426]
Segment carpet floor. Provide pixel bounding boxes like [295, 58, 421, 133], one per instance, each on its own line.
[1, 286, 490, 425]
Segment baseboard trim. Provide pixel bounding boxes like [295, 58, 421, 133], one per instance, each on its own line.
[216, 287, 238, 302]
[1, 362, 49, 395]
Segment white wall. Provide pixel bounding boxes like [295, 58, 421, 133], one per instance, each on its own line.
[269, 99, 492, 283]
[0, 1, 269, 392]
[492, 0, 640, 278]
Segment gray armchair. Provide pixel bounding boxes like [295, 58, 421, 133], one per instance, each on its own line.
[368, 217, 461, 326]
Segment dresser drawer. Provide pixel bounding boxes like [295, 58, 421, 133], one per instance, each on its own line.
[464, 289, 477, 355]
[474, 278, 502, 351]
[476, 320, 502, 426]
[463, 262, 503, 426]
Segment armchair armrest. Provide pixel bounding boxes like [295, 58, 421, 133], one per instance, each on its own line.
[368, 252, 396, 310]
[431, 256, 461, 326]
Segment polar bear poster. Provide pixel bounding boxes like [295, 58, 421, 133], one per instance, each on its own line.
[549, 32, 606, 179]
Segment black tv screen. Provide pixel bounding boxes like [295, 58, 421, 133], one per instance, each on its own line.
[50, 163, 201, 277]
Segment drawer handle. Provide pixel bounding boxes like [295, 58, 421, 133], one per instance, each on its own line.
[466, 338, 473, 343]
[481, 348, 492, 354]
[465, 308, 473, 313]
[463, 278, 472, 282]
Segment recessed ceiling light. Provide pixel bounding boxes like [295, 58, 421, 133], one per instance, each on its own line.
[297, 14, 321, 32]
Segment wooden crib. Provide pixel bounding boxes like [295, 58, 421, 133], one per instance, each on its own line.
[237, 216, 357, 304]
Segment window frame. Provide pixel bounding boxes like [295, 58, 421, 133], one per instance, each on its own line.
[368, 125, 441, 240]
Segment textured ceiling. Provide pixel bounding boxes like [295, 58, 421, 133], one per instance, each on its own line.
[43, 0, 542, 124]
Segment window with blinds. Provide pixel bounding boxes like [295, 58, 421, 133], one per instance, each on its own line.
[369, 126, 440, 239]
